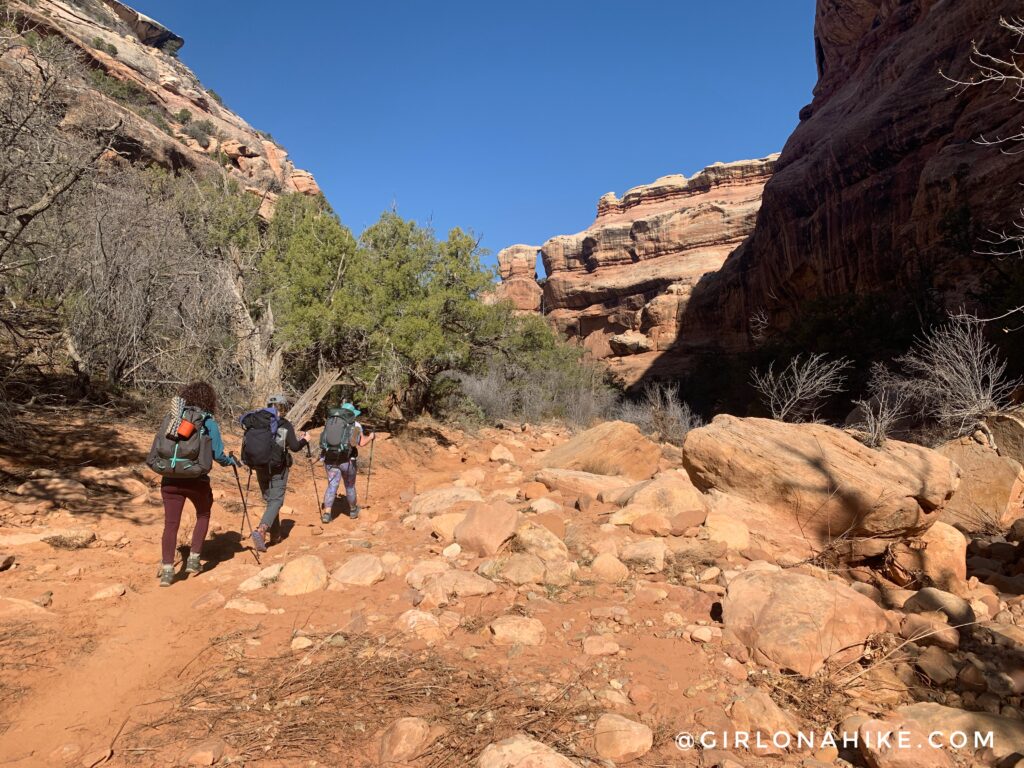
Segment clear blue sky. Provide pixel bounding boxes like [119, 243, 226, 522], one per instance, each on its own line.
[131, 1, 816, 267]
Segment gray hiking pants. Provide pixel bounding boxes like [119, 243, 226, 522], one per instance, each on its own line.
[256, 465, 289, 530]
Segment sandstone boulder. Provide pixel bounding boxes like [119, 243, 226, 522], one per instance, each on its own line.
[609, 471, 705, 526]
[430, 512, 466, 543]
[590, 553, 629, 583]
[540, 421, 661, 480]
[891, 522, 966, 594]
[722, 569, 887, 676]
[896, 702, 1024, 761]
[488, 615, 546, 646]
[535, 468, 632, 499]
[331, 554, 385, 587]
[683, 416, 959, 545]
[593, 714, 652, 763]
[276, 555, 328, 596]
[515, 520, 569, 563]
[379, 717, 432, 765]
[935, 439, 1024, 531]
[409, 486, 483, 517]
[454, 502, 521, 556]
[477, 734, 578, 768]
[857, 718, 953, 768]
[419, 570, 497, 607]
[16, 477, 88, 504]
[902, 587, 975, 626]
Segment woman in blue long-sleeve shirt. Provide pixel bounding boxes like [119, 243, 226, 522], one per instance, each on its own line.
[158, 381, 239, 588]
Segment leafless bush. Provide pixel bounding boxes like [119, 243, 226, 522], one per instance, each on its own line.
[851, 365, 910, 448]
[878, 315, 1017, 438]
[616, 381, 703, 445]
[0, 20, 118, 275]
[751, 353, 852, 422]
[749, 306, 770, 345]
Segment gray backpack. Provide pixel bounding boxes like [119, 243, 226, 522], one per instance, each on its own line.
[146, 404, 213, 479]
[320, 407, 356, 464]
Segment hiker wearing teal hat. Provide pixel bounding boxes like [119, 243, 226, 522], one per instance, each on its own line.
[318, 401, 374, 522]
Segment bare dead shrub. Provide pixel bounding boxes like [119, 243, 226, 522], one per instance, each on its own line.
[615, 381, 703, 445]
[751, 353, 852, 422]
[851, 364, 910, 448]
[879, 314, 1018, 438]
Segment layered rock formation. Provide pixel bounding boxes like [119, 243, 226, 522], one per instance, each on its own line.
[11, 0, 319, 213]
[493, 157, 776, 385]
[485, 244, 542, 313]
[681, 0, 1024, 352]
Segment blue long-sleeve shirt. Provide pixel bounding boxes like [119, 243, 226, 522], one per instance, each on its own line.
[202, 415, 236, 467]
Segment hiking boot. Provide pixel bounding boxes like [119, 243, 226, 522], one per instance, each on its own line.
[321, 507, 332, 524]
[250, 528, 268, 553]
[184, 553, 202, 575]
[349, 505, 360, 520]
[158, 564, 174, 587]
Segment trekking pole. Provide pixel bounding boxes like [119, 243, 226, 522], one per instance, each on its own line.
[230, 456, 260, 565]
[364, 432, 376, 503]
[305, 444, 322, 511]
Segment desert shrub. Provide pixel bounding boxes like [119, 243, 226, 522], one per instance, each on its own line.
[160, 38, 183, 57]
[751, 353, 852, 422]
[175, 108, 192, 124]
[850, 364, 910, 448]
[456, 314, 616, 428]
[207, 89, 223, 105]
[616, 381, 703, 445]
[183, 119, 215, 148]
[91, 36, 117, 56]
[874, 314, 1018, 438]
[87, 68, 149, 105]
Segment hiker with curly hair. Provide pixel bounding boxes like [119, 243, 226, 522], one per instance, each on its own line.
[146, 381, 239, 587]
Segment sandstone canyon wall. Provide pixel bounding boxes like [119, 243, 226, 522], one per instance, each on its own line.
[10, 0, 320, 214]
[492, 157, 777, 385]
[681, 0, 1024, 354]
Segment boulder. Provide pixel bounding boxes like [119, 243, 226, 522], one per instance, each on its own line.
[488, 615, 546, 646]
[857, 718, 953, 768]
[454, 502, 521, 556]
[583, 635, 620, 656]
[630, 512, 671, 536]
[683, 416, 960, 545]
[704, 510, 751, 551]
[609, 471, 705, 526]
[379, 717, 432, 765]
[496, 554, 546, 585]
[902, 587, 975, 626]
[89, 584, 126, 600]
[409, 486, 483, 517]
[935, 439, 1024, 531]
[896, 702, 1024, 761]
[477, 734, 578, 768]
[593, 714, 653, 763]
[331, 554, 385, 587]
[891, 522, 966, 594]
[515, 520, 569, 563]
[276, 555, 329, 596]
[590, 553, 629, 583]
[419, 570, 496, 607]
[405, 559, 450, 589]
[430, 512, 467, 542]
[722, 569, 887, 676]
[540, 421, 661, 480]
[620, 539, 667, 574]
[490, 444, 515, 463]
[395, 610, 444, 643]
[238, 564, 283, 592]
[535, 468, 632, 499]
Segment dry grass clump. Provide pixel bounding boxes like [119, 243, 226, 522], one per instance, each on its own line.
[127, 632, 603, 765]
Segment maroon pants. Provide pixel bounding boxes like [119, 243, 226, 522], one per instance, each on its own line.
[160, 478, 213, 565]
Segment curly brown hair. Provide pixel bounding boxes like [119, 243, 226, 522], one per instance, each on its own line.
[178, 381, 217, 414]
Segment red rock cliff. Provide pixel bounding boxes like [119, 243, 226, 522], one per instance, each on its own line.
[680, 0, 1024, 353]
[10, 0, 320, 213]
[492, 156, 776, 384]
